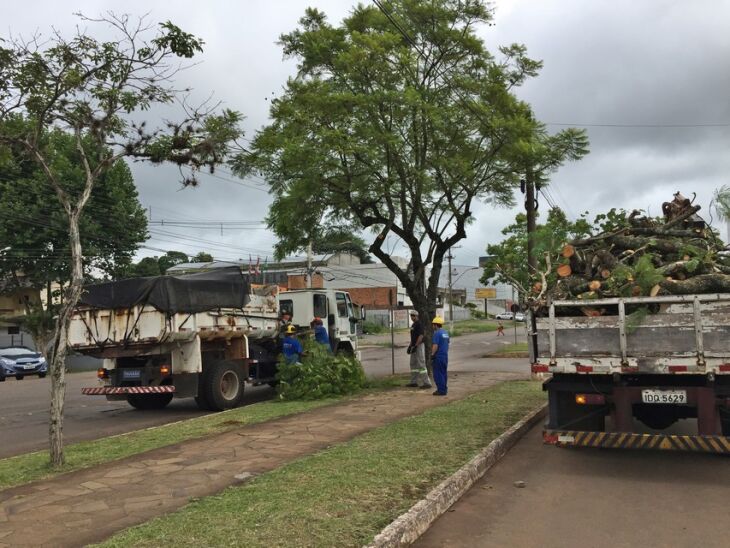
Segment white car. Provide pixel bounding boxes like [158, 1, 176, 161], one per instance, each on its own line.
[514, 312, 526, 322]
[495, 312, 514, 320]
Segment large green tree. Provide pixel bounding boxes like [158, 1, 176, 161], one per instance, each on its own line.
[239, 0, 586, 357]
[481, 208, 591, 295]
[0, 121, 148, 349]
[0, 14, 242, 465]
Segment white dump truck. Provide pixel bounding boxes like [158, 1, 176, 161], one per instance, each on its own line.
[68, 267, 360, 411]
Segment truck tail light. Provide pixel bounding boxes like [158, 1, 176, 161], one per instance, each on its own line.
[97, 368, 109, 379]
[531, 364, 549, 373]
[575, 393, 605, 405]
[160, 364, 171, 376]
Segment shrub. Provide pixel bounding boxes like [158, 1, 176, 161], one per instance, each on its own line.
[362, 321, 386, 334]
[276, 340, 367, 400]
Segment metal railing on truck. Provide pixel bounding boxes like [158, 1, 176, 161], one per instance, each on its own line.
[531, 293, 730, 375]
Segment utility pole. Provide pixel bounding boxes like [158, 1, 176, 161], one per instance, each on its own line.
[306, 240, 313, 289]
[447, 252, 454, 332]
[524, 167, 538, 275]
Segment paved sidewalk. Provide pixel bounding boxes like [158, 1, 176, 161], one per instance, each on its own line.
[0, 371, 521, 547]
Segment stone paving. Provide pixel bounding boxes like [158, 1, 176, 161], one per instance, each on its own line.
[0, 371, 521, 547]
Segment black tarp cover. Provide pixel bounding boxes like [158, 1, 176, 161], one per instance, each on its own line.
[79, 267, 250, 314]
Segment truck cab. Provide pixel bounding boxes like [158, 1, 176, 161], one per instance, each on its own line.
[279, 289, 359, 356]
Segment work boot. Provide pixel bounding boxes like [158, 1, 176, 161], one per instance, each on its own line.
[405, 383, 418, 387]
[419, 385, 432, 389]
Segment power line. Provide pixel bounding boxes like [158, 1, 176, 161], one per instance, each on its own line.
[546, 122, 730, 128]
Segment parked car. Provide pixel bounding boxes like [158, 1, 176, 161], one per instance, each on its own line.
[495, 312, 514, 320]
[514, 312, 526, 322]
[0, 347, 48, 381]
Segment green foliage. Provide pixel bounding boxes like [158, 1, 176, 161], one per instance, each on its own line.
[0, 120, 148, 287]
[362, 321, 387, 334]
[625, 306, 649, 335]
[713, 185, 730, 224]
[276, 340, 366, 400]
[481, 207, 592, 292]
[191, 251, 214, 262]
[633, 255, 664, 294]
[592, 208, 633, 233]
[234, 0, 586, 325]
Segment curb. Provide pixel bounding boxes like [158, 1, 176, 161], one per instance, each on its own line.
[365, 403, 548, 548]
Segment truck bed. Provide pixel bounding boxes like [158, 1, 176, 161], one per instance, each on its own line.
[68, 289, 280, 356]
[531, 293, 730, 375]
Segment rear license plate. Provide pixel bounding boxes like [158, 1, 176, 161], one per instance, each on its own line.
[641, 389, 687, 404]
[122, 369, 141, 380]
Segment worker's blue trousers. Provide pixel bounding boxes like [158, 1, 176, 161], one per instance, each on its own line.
[433, 357, 448, 395]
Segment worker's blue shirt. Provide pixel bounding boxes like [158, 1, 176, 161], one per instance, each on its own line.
[314, 325, 330, 347]
[432, 328, 450, 362]
[282, 335, 303, 363]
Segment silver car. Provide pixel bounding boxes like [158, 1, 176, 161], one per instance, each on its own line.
[0, 347, 48, 381]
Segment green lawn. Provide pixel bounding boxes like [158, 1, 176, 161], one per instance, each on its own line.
[0, 377, 403, 491]
[449, 319, 505, 337]
[100, 381, 545, 548]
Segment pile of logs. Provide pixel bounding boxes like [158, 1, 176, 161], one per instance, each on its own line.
[537, 192, 730, 306]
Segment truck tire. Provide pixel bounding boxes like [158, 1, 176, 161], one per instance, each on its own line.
[126, 393, 173, 410]
[200, 361, 244, 411]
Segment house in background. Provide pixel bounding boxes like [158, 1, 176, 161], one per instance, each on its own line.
[0, 276, 39, 348]
[438, 264, 515, 316]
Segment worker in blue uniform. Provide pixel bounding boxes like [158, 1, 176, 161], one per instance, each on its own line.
[430, 316, 450, 396]
[282, 324, 304, 364]
[312, 317, 332, 351]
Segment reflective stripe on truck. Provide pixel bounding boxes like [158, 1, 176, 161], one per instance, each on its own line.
[544, 429, 730, 453]
[82, 386, 175, 395]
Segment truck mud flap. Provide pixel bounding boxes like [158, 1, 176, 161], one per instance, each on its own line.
[82, 386, 175, 395]
[544, 429, 730, 454]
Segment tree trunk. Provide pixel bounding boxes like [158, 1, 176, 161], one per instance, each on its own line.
[48, 211, 86, 467]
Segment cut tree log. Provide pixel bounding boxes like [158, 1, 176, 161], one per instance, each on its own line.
[588, 280, 601, 291]
[562, 244, 575, 258]
[556, 263, 572, 277]
[660, 273, 730, 295]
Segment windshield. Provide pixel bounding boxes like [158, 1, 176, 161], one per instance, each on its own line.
[0, 348, 38, 358]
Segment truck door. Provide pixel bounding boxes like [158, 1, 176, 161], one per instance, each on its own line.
[335, 292, 356, 335]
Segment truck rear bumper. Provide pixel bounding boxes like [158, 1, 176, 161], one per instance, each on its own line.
[82, 386, 176, 395]
[544, 429, 730, 454]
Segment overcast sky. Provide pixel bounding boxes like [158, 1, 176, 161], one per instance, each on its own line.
[6, 0, 730, 268]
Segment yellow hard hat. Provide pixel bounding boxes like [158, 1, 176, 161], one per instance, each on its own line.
[285, 325, 296, 334]
[431, 316, 444, 325]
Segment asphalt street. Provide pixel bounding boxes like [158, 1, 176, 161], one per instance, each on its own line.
[0, 329, 527, 458]
[415, 423, 730, 548]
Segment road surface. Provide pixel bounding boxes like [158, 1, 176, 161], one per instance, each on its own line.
[0, 329, 528, 458]
[415, 422, 730, 548]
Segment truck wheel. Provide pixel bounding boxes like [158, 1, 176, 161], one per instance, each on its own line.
[126, 393, 173, 410]
[201, 361, 244, 411]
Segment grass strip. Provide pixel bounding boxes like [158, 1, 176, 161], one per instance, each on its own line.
[0, 376, 403, 491]
[100, 380, 544, 548]
[486, 342, 529, 356]
[449, 319, 504, 337]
